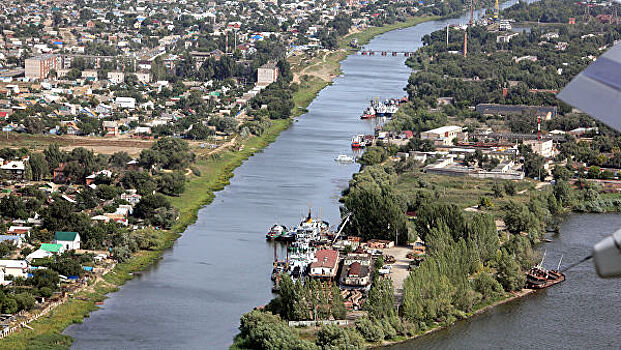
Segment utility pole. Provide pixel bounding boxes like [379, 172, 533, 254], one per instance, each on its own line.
[395, 227, 398, 247]
[463, 29, 467, 58]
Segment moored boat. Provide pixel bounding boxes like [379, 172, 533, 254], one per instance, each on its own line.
[360, 106, 376, 119]
[335, 154, 354, 163]
[525, 254, 565, 289]
[266, 224, 287, 240]
[351, 134, 365, 148]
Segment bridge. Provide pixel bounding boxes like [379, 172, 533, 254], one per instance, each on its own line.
[357, 50, 415, 57]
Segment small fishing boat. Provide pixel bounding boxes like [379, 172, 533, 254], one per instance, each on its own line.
[335, 154, 354, 163]
[360, 106, 376, 119]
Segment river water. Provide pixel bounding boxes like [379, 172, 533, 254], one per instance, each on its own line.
[64, 1, 602, 349]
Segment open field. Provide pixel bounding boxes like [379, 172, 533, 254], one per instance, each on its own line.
[395, 172, 536, 217]
[2, 133, 154, 157]
[290, 49, 348, 117]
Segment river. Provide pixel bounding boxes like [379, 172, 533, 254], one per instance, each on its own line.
[64, 1, 572, 349]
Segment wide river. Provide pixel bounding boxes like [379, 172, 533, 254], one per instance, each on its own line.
[65, 1, 617, 349]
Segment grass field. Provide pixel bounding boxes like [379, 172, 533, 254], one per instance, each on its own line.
[395, 171, 536, 217]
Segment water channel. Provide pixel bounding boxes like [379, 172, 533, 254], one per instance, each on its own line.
[65, 1, 616, 349]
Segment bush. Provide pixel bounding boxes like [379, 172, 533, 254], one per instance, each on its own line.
[380, 318, 397, 340]
[236, 311, 318, 350]
[111, 245, 131, 262]
[472, 272, 504, 300]
[478, 196, 494, 208]
[316, 325, 365, 350]
[355, 318, 384, 342]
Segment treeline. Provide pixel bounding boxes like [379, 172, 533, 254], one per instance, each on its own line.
[266, 275, 346, 321]
[401, 203, 531, 328]
[402, 21, 621, 119]
[342, 165, 409, 242]
[502, 0, 614, 23]
[249, 60, 295, 119]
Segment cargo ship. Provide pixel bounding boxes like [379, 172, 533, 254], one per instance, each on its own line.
[525, 254, 565, 289]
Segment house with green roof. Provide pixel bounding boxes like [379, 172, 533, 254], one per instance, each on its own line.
[26, 243, 65, 261]
[39, 243, 65, 254]
[53, 232, 81, 250]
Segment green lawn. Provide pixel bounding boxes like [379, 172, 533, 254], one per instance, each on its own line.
[395, 172, 535, 217]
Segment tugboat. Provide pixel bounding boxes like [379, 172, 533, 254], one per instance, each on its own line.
[360, 106, 376, 119]
[266, 224, 287, 240]
[351, 134, 365, 148]
[526, 254, 565, 289]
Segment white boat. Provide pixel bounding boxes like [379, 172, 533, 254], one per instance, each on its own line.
[335, 154, 355, 163]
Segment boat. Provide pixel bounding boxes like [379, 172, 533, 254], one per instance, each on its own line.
[335, 154, 354, 163]
[385, 103, 399, 117]
[266, 224, 287, 240]
[374, 102, 387, 117]
[360, 106, 375, 119]
[525, 254, 565, 289]
[351, 134, 365, 148]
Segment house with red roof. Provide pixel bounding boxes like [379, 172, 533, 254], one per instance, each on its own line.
[309, 249, 339, 279]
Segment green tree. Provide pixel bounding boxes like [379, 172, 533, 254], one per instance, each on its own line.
[355, 318, 384, 342]
[472, 272, 504, 300]
[28, 153, 49, 181]
[109, 151, 132, 168]
[552, 165, 571, 181]
[43, 143, 65, 170]
[502, 201, 540, 235]
[157, 172, 186, 196]
[491, 182, 504, 198]
[95, 184, 121, 200]
[236, 310, 318, 350]
[366, 278, 395, 318]
[134, 193, 171, 219]
[496, 249, 526, 292]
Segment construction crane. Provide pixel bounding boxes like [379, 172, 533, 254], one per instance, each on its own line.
[331, 214, 352, 245]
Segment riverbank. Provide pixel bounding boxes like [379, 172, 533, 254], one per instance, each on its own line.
[338, 16, 441, 49]
[373, 288, 537, 348]
[290, 15, 440, 117]
[1, 15, 445, 349]
[0, 119, 292, 350]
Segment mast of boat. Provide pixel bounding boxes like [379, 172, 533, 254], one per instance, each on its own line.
[286, 241, 290, 266]
[539, 250, 547, 268]
[557, 254, 563, 271]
